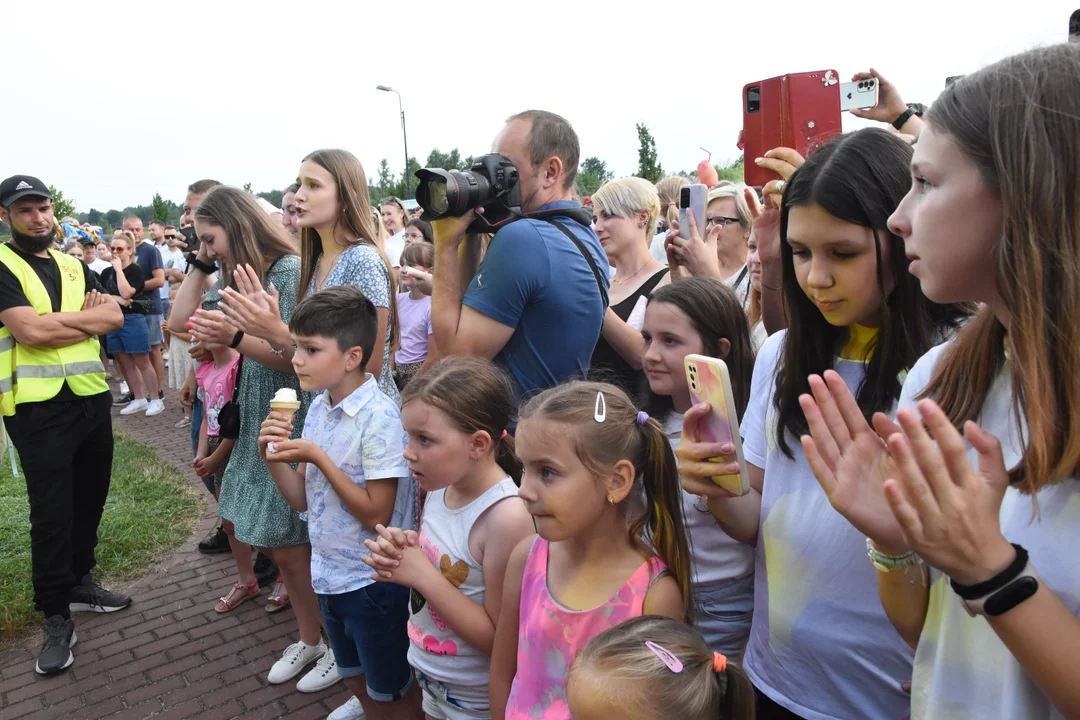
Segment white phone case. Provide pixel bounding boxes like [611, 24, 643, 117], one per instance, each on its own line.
[840, 79, 879, 112]
[678, 184, 707, 241]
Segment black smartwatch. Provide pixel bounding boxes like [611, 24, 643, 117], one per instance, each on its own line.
[951, 544, 1040, 617]
[229, 330, 245, 349]
[186, 253, 217, 275]
[892, 104, 923, 131]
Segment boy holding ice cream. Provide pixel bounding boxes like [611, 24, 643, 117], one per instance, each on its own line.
[259, 285, 420, 717]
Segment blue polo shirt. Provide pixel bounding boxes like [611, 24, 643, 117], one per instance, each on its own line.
[462, 200, 608, 403]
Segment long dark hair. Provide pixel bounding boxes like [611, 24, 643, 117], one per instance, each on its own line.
[774, 128, 966, 457]
[643, 278, 755, 422]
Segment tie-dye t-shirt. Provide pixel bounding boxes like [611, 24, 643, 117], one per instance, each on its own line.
[505, 537, 665, 720]
[741, 330, 914, 720]
[901, 341, 1080, 720]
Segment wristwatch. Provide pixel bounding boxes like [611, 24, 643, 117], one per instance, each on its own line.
[951, 544, 1041, 617]
[892, 104, 923, 131]
[186, 253, 217, 275]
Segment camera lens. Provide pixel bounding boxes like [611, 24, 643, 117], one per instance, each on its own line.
[746, 86, 761, 114]
[680, 187, 690, 209]
[426, 178, 449, 215]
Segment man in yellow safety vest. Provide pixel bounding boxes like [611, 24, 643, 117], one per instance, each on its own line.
[0, 175, 131, 677]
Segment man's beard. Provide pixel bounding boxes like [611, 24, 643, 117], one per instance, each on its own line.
[11, 227, 56, 254]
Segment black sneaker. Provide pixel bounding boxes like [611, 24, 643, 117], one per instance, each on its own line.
[69, 576, 132, 613]
[253, 552, 279, 588]
[115, 391, 134, 405]
[197, 525, 230, 555]
[35, 616, 76, 676]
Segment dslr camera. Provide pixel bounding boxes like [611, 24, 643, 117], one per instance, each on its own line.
[414, 154, 521, 234]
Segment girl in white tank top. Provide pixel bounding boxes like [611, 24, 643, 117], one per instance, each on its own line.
[363, 357, 534, 719]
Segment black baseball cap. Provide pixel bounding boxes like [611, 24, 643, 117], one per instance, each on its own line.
[0, 175, 52, 208]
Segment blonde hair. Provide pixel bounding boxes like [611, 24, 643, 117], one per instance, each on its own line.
[568, 615, 754, 720]
[656, 176, 691, 233]
[518, 382, 693, 621]
[706, 184, 753, 232]
[113, 230, 136, 251]
[591, 177, 662, 239]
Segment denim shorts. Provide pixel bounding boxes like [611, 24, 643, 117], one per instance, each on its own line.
[145, 313, 164, 346]
[692, 572, 755, 659]
[106, 313, 150, 354]
[318, 583, 414, 702]
[416, 671, 490, 719]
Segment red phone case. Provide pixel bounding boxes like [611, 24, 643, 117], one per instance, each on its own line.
[741, 70, 843, 188]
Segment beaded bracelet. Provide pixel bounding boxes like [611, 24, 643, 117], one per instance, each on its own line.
[866, 538, 923, 573]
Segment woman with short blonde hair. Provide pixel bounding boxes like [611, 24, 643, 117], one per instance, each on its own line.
[590, 177, 671, 398]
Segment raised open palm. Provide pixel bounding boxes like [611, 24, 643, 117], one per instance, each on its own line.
[799, 371, 909, 553]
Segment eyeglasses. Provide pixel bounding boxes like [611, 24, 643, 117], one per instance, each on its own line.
[706, 216, 740, 228]
[110, 246, 126, 253]
[404, 232, 425, 241]
[165, 234, 178, 240]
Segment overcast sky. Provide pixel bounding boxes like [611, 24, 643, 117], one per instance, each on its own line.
[2, 1, 1075, 211]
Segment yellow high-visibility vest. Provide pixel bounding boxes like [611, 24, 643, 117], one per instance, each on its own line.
[0, 244, 108, 416]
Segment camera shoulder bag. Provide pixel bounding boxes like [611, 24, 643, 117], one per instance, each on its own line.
[541, 218, 610, 311]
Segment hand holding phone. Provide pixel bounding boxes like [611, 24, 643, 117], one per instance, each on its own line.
[678, 184, 707, 242]
[684, 354, 750, 496]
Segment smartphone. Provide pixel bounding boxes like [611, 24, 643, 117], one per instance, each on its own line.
[1070, 9, 1080, 42]
[742, 69, 843, 187]
[678, 184, 707, 241]
[839, 79, 878, 112]
[684, 354, 750, 497]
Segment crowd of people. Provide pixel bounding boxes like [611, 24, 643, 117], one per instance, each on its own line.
[2, 41, 1079, 720]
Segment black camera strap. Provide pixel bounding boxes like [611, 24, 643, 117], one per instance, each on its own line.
[541, 219, 609, 311]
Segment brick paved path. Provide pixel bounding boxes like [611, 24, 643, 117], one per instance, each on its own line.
[0, 387, 350, 719]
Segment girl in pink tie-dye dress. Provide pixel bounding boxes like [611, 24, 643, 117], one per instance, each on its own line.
[489, 381, 695, 720]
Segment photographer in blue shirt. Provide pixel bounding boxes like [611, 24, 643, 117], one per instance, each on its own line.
[430, 110, 608, 403]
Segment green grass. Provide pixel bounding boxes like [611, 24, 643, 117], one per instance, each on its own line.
[0, 430, 203, 641]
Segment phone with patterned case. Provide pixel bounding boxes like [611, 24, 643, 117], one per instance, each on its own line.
[684, 354, 750, 496]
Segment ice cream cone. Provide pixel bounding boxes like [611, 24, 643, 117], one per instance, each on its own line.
[269, 399, 301, 421]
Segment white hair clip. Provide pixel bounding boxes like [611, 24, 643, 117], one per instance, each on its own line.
[594, 391, 607, 423]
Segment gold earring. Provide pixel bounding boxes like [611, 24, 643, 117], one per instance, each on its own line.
[608, 493, 616, 505]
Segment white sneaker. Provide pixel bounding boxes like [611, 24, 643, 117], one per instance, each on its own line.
[327, 696, 365, 720]
[297, 648, 341, 692]
[120, 381, 129, 394]
[145, 399, 165, 417]
[267, 640, 326, 685]
[120, 399, 149, 415]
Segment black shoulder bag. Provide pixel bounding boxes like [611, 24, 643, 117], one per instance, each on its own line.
[217, 357, 244, 440]
[541, 218, 610, 311]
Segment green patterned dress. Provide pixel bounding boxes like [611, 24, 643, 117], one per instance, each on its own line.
[213, 255, 311, 547]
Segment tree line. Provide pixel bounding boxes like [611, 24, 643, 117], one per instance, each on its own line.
[0, 123, 742, 237]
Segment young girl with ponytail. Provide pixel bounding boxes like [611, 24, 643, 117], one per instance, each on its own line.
[567, 615, 755, 720]
[362, 357, 534, 720]
[489, 381, 693, 720]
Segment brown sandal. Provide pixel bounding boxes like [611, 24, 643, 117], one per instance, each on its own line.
[265, 578, 291, 613]
[215, 581, 260, 613]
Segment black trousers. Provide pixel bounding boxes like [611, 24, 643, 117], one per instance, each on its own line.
[5, 392, 114, 618]
[755, 687, 806, 720]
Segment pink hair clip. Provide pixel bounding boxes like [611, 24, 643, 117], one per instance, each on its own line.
[646, 641, 683, 673]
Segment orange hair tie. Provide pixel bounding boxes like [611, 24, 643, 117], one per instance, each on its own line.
[712, 652, 727, 673]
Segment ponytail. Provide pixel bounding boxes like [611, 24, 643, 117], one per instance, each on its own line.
[632, 415, 693, 623]
[718, 660, 755, 720]
[495, 430, 523, 485]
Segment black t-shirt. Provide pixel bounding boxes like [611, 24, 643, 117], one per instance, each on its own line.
[100, 264, 149, 315]
[0, 243, 106, 403]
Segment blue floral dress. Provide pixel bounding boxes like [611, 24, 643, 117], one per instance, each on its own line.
[306, 243, 399, 405]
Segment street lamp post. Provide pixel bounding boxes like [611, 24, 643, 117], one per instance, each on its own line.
[376, 85, 410, 197]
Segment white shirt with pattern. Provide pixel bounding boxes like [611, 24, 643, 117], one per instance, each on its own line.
[302, 375, 416, 595]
